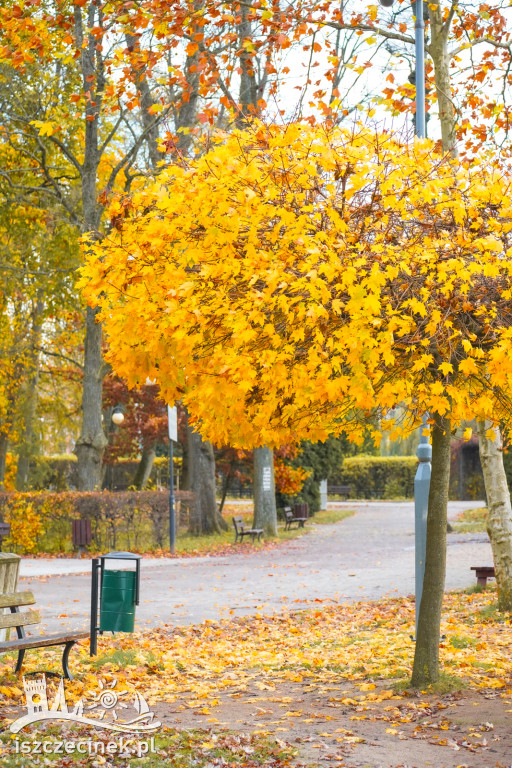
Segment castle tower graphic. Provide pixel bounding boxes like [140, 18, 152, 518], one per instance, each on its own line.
[23, 675, 49, 715]
[50, 678, 69, 714]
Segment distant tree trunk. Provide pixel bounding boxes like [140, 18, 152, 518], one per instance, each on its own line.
[0, 437, 8, 488]
[187, 423, 227, 535]
[253, 446, 278, 536]
[174, 4, 201, 154]
[477, 421, 512, 611]
[411, 413, 451, 687]
[16, 295, 44, 491]
[133, 443, 157, 490]
[237, 1, 258, 123]
[218, 468, 233, 515]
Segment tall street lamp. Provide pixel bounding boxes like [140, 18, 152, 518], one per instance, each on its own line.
[378, 0, 431, 635]
[145, 378, 177, 555]
[105, 405, 125, 490]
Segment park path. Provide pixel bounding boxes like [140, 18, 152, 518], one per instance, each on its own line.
[17, 501, 490, 634]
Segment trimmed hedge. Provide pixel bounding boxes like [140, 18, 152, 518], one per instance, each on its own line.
[0, 490, 193, 554]
[331, 455, 417, 499]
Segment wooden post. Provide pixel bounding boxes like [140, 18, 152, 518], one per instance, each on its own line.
[0, 553, 20, 641]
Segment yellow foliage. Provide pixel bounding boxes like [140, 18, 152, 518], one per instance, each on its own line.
[79, 121, 512, 447]
[4, 496, 42, 554]
[3, 453, 16, 491]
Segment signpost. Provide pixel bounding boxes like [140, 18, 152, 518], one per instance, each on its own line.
[167, 405, 178, 554]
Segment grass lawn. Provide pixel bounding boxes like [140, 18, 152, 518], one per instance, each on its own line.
[142, 505, 355, 558]
[451, 506, 488, 533]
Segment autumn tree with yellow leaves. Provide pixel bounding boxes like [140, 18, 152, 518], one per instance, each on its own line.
[80, 121, 512, 684]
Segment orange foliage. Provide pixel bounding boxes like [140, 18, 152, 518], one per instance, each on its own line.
[274, 460, 310, 496]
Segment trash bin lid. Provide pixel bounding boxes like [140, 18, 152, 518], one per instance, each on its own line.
[100, 551, 142, 560]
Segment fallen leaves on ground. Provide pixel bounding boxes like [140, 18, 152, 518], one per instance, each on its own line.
[0, 587, 510, 766]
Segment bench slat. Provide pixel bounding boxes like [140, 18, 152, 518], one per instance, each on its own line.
[0, 610, 40, 630]
[0, 630, 89, 653]
[0, 591, 35, 609]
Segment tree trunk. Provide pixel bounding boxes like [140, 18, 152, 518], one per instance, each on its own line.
[428, 2, 457, 155]
[411, 413, 451, 687]
[133, 443, 157, 490]
[125, 32, 160, 169]
[75, 306, 107, 490]
[218, 467, 233, 515]
[15, 295, 44, 491]
[253, 446, 278, 536]
[187, 423, 226, 534]
[74, 3, 108, 490]
[237, 1, 258, 125]
[0, 437, 8, 489]
[476, 421, 512, 611]
[174, 4, 201, 154]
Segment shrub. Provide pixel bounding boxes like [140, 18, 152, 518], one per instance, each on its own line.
[0, 490, 193, 554]
[4, 453, 17, 491]
[274, 461, 310, 496]
[332, 455, 417, 499]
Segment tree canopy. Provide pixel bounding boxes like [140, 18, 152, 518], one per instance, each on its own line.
[80, 121, 512, 448]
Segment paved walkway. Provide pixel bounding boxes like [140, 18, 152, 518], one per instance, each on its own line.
[17, 501, 489, 633]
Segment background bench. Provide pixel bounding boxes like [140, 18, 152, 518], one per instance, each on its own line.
[232, 516, 263, 543]
[471, 566, 495, 587]
[327, 485, 351, 499]
[284, 506, 308, 530]
[0, 590, 88, 679]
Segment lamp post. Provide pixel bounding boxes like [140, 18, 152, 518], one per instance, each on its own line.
[105, 406, 125, 490]
[144, 378, 177, 554]
[379, 0, 431, 634]
[111, 406, 125, 427]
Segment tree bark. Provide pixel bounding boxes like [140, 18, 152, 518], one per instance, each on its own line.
[15, 295, 44, 491]
[476, 421, 512, 611]
[253, 446, 278, 536]
[428, 1, 457, 154]
[74, 3, 108, 490]
[75, 306, 107, 490]
[187, 423, 227, 535]
[237, 1, 258, 124]
[411, 413, 451, 687]
[125, 32, 160, 169]
[133, 443, 157, 490]
[218, 467, 233, 515]
[174, 3, 201, 154]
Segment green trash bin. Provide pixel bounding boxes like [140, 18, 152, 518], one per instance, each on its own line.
[100, 569, 136, 632]
[97, 551, 141, 634]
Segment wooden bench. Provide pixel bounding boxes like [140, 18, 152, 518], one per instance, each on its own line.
[284, 508, 308, 530]
[232, 516, 263, 543]
[0, 591, 88, 680]
[328, 485, 351, 499]
[471, 566, 495, 587]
